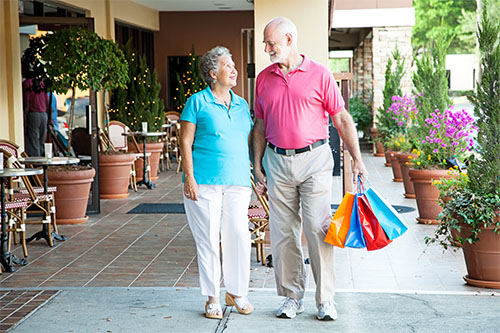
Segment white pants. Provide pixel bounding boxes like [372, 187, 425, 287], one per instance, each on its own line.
[184, 184, 252, 297]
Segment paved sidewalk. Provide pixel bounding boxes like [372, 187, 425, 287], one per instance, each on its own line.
[2, 152, 499, 332]
[10, 288, 500, 332]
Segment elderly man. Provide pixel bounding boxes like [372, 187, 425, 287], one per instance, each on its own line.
[252, 17, 368, 321]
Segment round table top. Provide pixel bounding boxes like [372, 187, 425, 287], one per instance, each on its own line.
[123, 131, 167, 137]
[0, 168, 43, 178]
[18, 156, 80, 166]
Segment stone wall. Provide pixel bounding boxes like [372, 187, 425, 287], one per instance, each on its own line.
[371, 26, 413, 115]
[352, 26, 412, 124]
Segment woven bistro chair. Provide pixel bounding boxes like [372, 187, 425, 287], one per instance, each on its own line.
[248, 174, 270, 265]
[108, 120, 152, 191]
[1, 149, 56, 250]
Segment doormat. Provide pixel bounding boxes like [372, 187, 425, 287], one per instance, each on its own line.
[127, 203, 185, 214]
[128, 203, 413, 215]
[331, 204, 414, 214]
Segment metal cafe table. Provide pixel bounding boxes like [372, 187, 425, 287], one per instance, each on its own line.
[123, 132, 166, 189]
[0, 168, 42, 272]
[18, 156, 80, 246]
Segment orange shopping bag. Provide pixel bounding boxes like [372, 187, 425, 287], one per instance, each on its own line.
[324, 192, 355, 247]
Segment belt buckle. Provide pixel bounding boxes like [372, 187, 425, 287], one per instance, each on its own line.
[285, 149, 295, 156]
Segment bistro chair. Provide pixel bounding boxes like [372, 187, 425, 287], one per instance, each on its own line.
[1, 149, 31, 258]
[248, 174, 270, 265]
[1, 149, 56, 250]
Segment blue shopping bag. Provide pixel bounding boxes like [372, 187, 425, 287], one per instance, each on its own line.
[362, 178, 408, 240]
[344, 193, 367, 248]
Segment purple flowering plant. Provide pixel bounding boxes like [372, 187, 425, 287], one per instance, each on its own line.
[413, 106, 477, 169]
[386, 94, 419, 152]
[388, 94, 418, 128]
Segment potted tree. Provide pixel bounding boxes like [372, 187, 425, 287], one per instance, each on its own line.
[375, 47, 406, 165]
[109, 42, 165, 181]
[426, 3, 500, 288]
[40, 26, 129, 221]
[407, 34, 476, 224]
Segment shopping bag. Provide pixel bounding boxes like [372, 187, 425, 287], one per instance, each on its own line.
[344, 193, 366, 248]
[325, 192, 355, 247]
[357, 194, 392, 251]
[363, 184, 408, 240]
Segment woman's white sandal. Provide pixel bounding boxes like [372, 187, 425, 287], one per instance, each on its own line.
[225, 293, 254, 315]
[205, 301, 222, 319]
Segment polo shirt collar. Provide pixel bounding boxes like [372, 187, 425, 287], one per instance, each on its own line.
[270, 54, 310, 75]
[203, 86, 241, 106]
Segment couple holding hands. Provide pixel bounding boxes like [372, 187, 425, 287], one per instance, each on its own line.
[180, 17, 367, 321]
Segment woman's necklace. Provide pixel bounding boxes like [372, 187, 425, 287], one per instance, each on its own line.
[214, 93, 231, 108]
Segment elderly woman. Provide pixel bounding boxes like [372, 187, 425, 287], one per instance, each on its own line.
[180, 46, 254, 319]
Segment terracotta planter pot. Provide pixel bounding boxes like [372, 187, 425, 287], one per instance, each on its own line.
[128, 142, 163, 181]
[369, 128, 385, 157]
[374, 142, 385, 157]
[99, 153, 135, 199]
[409, 168, 456, 224]
[384, 151, 392, 167]
[47, 167, 95, 224]
[397, 152, 417, 198]
[388, 151, 403, 182]
[461, 214, 500, 289]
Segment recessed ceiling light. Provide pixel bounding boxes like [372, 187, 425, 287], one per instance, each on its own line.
[218, 6, 232, 9]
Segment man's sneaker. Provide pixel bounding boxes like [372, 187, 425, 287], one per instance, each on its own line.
[317, 300, 337, 321]
[276, 297, 304, 319]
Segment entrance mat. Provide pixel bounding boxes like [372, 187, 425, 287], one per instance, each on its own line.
[331, 204, 414, 214]
[127, 203, 185, 214]
[0, 290, 59, 331]
[128, 203, 413, 215]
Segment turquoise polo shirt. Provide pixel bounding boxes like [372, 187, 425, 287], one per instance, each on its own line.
[180, 86, 253, 187]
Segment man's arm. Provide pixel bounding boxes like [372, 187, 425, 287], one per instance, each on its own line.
[331, 109, 368, 182]
[252, 118, 267, 195]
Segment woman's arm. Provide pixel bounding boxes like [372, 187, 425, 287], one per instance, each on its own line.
[179, 121, 199, 201]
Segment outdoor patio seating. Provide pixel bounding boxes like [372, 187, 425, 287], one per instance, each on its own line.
[0, 149, 57, 250]
[249, 174, 270, 265]
[108, 120, 152, 191]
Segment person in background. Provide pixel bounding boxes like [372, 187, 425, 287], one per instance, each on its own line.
[23, 74, 48, 156]
[179, 46, 254, 319]
[48, 92, 58, 131]
[252, 17, 368, 321]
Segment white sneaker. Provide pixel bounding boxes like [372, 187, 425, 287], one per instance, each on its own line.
[317, 299, 337, 321]
[276, 297, 304, 319]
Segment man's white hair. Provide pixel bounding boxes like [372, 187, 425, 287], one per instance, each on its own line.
[266, 17, 298, 46]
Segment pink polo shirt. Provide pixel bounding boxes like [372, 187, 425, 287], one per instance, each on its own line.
[255, 55, 344, 149]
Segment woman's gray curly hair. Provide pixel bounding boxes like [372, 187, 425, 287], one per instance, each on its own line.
[200, 46, 232, 86]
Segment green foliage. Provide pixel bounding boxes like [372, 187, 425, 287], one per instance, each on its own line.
[467, 0, 500, 197]
[43, 26, 128, 95]
[426, 2, 500, 250]
[412, 34, 452, 132]
[348, 97, 372, 132]
[385, 133, 412, 152]
[328, 58, 350, 73]
[109, 42, 165, 135]
[458, 1, 500, 53]
[413, 0, 477, 54]
[172, 45, 207, 112]
[375, 46, 405, 143]
[426, 184, 500, 249]
[39, 26, 128, 153]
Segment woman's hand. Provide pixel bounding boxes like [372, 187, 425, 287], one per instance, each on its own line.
[184, 175, 199, 201]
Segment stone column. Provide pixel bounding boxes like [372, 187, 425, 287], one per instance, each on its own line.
[372, 26, 413, 117]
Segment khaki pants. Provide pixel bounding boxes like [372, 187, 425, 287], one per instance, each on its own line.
[263, 143, 335, 305]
